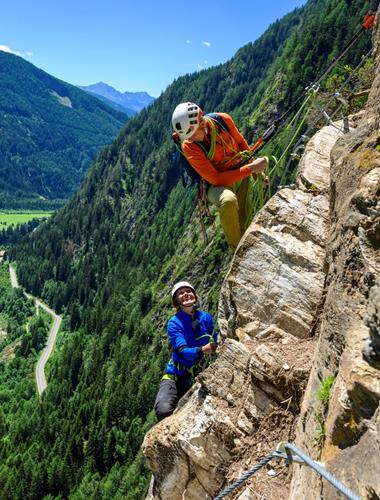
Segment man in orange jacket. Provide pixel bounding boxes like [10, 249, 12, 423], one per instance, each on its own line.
[172, 102, 267, 250]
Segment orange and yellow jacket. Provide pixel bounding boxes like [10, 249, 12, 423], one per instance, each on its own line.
[182, 112, 251, 186]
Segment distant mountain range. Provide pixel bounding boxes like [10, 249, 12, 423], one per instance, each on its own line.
[78, 82, 155, 115]
[0, 52, 128, 209]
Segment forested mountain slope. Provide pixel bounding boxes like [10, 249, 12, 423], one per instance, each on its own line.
[0, 52, 128, 209]
[1, 1, 377, 498]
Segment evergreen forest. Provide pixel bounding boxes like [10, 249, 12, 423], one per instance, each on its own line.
[0, 0, 378, 498]
[0, 52, 128, 209]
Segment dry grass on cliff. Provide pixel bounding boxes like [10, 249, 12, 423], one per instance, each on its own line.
[219, 334, 316, 499]
[219, 408, 296, 499]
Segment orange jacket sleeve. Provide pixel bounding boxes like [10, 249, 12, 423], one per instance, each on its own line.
[182, 143, 252, 186]
[182, 113, 251, 187]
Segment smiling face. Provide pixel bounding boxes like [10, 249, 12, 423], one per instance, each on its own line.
[187, 117, 207, 143]
[175, 286, 196, 309]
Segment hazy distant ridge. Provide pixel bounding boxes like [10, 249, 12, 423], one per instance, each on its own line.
[78, 82, 155, 114]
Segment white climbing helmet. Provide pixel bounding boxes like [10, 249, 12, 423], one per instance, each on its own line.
[171, 281, 196, 299]
[171, 102, 203, 140]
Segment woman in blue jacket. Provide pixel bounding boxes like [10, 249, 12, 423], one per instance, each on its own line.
[154, 281, 218, 421]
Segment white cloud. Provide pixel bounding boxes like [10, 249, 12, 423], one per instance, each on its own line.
[0, 44, 21, 56]
[26, 51, 33, 57]
[202, 41, 211, 48]
[186, 40, 191, 44]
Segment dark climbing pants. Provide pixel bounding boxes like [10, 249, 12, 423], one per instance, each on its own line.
[154, 377, 190, 421]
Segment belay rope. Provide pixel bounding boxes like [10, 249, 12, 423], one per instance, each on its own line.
[197, 179, 214, 244]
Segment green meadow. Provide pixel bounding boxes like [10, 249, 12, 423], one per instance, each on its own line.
[0, 211, 52, 228]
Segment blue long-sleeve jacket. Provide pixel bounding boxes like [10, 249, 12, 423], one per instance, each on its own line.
[165, 309, 217, 378]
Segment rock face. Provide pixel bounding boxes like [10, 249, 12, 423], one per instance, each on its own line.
[289, 13, 380, 500]
[143, 14, 380, 498]
[218, 123, 344, 345]
[143, 120, 344, 499]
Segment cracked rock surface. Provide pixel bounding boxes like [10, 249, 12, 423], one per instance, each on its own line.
[143, 14, 380, 497]
[290, 12, 380, 500]
[143, 120, 343, 499]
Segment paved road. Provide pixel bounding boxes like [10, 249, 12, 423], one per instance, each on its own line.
[9, 264, 62, 395]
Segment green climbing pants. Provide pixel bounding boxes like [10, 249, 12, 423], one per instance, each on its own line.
[208, 176, 253, 250]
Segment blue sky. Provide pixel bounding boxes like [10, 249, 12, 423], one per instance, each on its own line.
[1, 0, 306, 97]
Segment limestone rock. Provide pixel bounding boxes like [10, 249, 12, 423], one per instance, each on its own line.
[290, 11, 380, 499]
[363, 282, 380, 368]
[366, 12, 380, 129]
[324, 408, 380, 499]
[237, 487, 254, 499]
[219, 136, 338, 341]
[296, 123, 343, 192]
[218, 120, 345, 343]
[144, 116, 341, 498]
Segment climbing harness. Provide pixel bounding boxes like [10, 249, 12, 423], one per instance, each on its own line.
[214, 442, 361, 500]
[172, 113, 233, 243]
